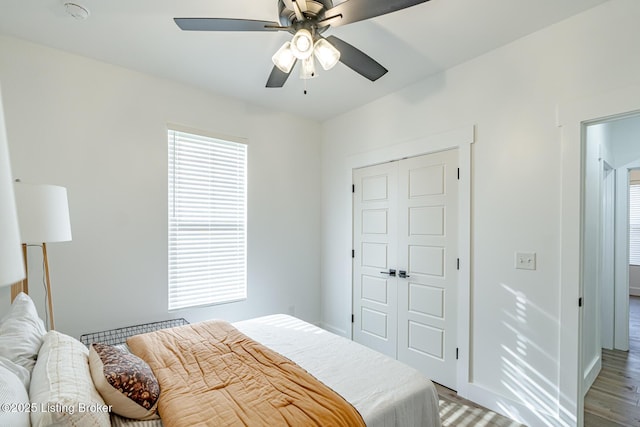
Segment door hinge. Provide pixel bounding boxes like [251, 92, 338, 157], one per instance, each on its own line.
[456, 348, 459, 360]
[351, 314, 354, 323]
[457, 168, 460, 180]
[457, 258, 460, 270]
[352, 249, 355, 258]
[578, 297, 583, 307]
[352, 184, 355, 193]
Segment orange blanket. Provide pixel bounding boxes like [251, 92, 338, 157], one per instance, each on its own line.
[127, 320, 365, 427]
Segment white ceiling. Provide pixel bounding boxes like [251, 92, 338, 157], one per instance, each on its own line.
[0, 0, 608, 121]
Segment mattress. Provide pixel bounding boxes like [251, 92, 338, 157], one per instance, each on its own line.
[113, 314, 441, 427]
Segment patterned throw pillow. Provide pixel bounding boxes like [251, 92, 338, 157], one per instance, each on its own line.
[89, 343, 160, 420]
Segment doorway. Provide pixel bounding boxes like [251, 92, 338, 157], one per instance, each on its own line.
[581, 113, 640, 423]
[352, 149, 459, 389]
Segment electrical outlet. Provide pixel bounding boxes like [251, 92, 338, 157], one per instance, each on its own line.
[515, 252, 536, 270]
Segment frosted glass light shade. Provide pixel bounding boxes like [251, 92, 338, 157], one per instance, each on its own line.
[0, 88, 24, 287]
[300, 56, 316, 79]
[14, 183, 72, 244]
[290, 29, 314, 60]
[272, 41, 297, 73]
[314, 39, 341, 71]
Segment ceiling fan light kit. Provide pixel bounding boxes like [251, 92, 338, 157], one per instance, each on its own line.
[300, 56, 317, 79]
[313, 38, 340, 71]
[272, 41, 297, 73]
[174, 0, 430, 88]
[290, 29, 314, 59]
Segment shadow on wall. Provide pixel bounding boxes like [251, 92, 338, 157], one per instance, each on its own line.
[496, 283, 564, 427]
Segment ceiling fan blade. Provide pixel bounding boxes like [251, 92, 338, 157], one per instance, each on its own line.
[174, 18, 284, 32]
[322, 0, 430, 27]
[294, 0, 308, 12]
[326, 36, 388, 81]
[266, 65, 293, 88]
[282, 0, 305, 21]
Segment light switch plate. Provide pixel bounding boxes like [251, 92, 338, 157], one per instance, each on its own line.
[515, 252, 536, 270]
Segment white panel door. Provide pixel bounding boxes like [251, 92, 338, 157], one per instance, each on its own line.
[397, 149, 458, 388]
[352, 162, 398, 358]
[352, 149, 459, 389]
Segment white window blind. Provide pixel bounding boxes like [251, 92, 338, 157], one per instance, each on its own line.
[168, 128, 247, 310]
[631, 182, 640, 266]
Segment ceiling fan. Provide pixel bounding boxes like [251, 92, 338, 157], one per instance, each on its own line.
[174, 0, 430, 88]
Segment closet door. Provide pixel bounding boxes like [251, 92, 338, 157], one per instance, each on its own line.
[397, 149, 459, 389]
[352, 149, 459, 389]
[352, 162, 399, 358]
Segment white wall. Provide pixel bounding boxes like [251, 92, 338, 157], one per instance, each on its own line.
[320, 0, 640, 425]
[0, 36, 322, 339]
[609, 119, 640, 167]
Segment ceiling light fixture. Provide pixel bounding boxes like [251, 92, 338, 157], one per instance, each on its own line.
[313, 38, 340, 71]
[271, 29, 341, 81]
[290, 29, 314, 60]
[64, 2, 90, 20]
[272, 42, 296, 74]
[300, 56, 316, 80]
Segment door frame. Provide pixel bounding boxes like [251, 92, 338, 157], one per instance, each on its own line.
[345, 125, 474, 394]
[559, 84, 640, 427]
[600, 160, 615, 350]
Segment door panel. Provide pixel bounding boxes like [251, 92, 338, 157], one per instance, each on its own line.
[409, 206, 445, 235]
[353, 162, 398, 358]
[398, 149, 458, 389]
[408, 283, 444, 318]
[362, 275, 388, 304]
[408, 321, 444, 359]
[409, 245, 445, 276]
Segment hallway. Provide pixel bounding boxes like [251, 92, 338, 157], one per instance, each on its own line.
[585, 296, 640, 426]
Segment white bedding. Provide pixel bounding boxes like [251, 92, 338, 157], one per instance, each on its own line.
[113, 314, 441, 427]
[234, 314, 441, 427]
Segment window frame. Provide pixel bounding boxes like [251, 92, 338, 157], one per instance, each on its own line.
[167, 125, 248, 311]
[630, 179, 640, 266]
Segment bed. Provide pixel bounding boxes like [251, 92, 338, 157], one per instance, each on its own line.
[0, 293, 442, 427]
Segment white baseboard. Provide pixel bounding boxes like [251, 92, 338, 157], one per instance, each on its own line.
[320, 321, 348, 337]
[460, 382, 574, 427]
[630, 287, 640, 297]
[583, 355, 601, 395]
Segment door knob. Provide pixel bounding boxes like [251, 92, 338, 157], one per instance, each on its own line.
[380, 269, 396, 277]
[398, 270, 410, 278]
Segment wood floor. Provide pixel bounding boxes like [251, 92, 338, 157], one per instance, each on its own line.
[584, 296, 640, 426]
[436, 383, 524, 426]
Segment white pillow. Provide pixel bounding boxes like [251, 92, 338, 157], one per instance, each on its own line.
[0, 292, 46, 384]
[0, 365, 30, 427]
[0, 355, 30, 389]
[29, 330, 111, 427]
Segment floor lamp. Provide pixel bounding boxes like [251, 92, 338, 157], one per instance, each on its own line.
[12, 182, 72, 330]
[0, 85, 25, 290]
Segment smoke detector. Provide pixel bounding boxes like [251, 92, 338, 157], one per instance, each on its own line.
[64, 2, 90, 20]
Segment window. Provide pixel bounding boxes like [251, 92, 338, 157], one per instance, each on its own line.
[168, 128, 247, 310]
[631, 180, 640, 266]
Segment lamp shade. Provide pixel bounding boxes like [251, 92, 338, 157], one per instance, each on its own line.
[14, 183, 72, 244]
[299, 56, 316, 79]
[272, 41, 297, 74]
[314, 38, 341, 71]
[0, 88, 25, 287]
[290, 29, 314, 60]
